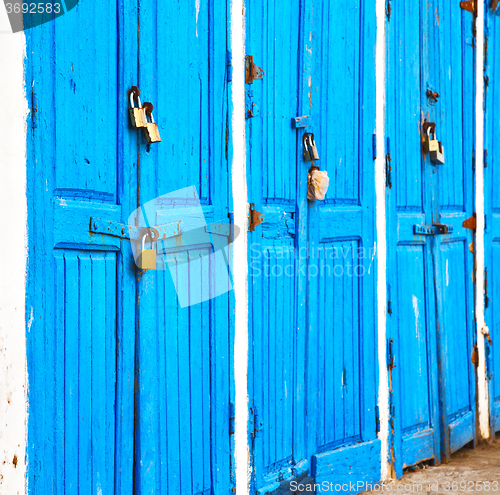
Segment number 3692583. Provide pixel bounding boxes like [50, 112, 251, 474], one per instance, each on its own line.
[5, 3, 62, 14]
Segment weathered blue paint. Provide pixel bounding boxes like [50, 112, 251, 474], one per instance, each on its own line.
[246, 1, 379, 492]
[386, 0, 476, 476]
[485, 3, 500, 434]
[25, 0, 234, 493]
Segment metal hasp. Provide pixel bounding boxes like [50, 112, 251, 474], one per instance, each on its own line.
[245, 55, 265, 84]
[463, 214, 477, 231]
[248, 203, 263, 232]
[90, 217, 183, 240]
[460, 0, 476, 14]
[292, 115, 311, 129]
[413, 223, 453, 235]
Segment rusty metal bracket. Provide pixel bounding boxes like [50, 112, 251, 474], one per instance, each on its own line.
[248, 203, 263, 232]
[460, 0, 476, 15]
[463, 214, 476, 231]
[245, 55, 264, 85]
[471, 345, 479, 367]
[426, 89, 440, 104]
[414, 223, 453, 235]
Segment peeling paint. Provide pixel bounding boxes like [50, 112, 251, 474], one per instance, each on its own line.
[195, 0, 200, 37]
[412, 295, 420, 337]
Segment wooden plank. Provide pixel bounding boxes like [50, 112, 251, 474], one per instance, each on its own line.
[312, 439, 381, 491]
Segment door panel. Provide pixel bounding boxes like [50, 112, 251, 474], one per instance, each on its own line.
[485, 7, 500, 433]
[135, 1, 233, 493]
[387, 0, 476, 476]
[246, 1, 304, 491]
[431, 0, 476, 456]
[26, 0, 136, 492]
[386, 0, 441, 474]
[308, 0, 378, 486]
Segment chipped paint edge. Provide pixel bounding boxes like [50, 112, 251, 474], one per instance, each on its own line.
[230, 0, 250, 493]
[475, 0, 489, 440]
[0, 15, 29, 495]
[376, 0, 390, 480]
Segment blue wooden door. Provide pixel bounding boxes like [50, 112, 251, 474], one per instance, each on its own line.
[133, 2, 234, 494]
[26, 1, 136, 492]
[26, 1, 234, 493]
[485, 4, 500, 435]
[246, 1, 379, 492]
[246, 3, 305, 491]
[386, 0, 476, 476]
[306, 1, 379, 488]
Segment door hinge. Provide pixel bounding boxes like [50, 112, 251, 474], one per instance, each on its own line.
[386, 137, 392, 189]
[245, 90, 260, 119]
[460, 0, 476, 15]
[375, 405, 381, 433]
[229, 402, 235, 435]
[372, 134, 377, 160]
[387, 284, 392, 315]
[226, 51, 233, 83]
[485, 268, 489, 309]
[387, 338, 396, 371]
[413, 223, 453, 235]
[245, 55, 265, 85]
[249, 400, 261, 439]
[248, 203, 264, 232]
[462, 214, 476, 231]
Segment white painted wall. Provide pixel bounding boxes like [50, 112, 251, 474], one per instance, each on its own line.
[475, 0, 490, 440]
[375, 0, 390, 481]
[230, 1, 250, 494]
[0, 6, 28, 495]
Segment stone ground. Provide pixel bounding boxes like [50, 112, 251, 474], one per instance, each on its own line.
[362, 438, 500, 494]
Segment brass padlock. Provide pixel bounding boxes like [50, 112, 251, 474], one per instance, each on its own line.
[137, 234, 156, 270]
[423, 123, 439, 154]
[142, 102, 161, 143]
[430, 141, 445, 165]
[128, 86, 147, 128]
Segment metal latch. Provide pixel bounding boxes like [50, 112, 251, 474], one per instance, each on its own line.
[245, 55, 265, 84]
[413, 223, 453, 235]
[292, 115, 311, 129]
[248, 203, 263, 232]
[90, 217, 183, 241]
